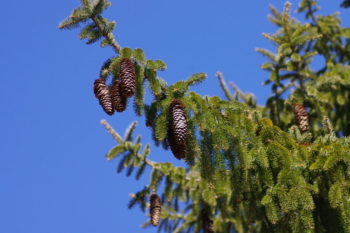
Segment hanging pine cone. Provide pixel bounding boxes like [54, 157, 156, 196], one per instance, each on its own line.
[171, 100, 188, 142]
[168, 127, 187, 159]
[293, 103, 309, 132]
[110, 80, 127, 112]
[168, 99, 188, 159]
[202, 212, 214, 233]
[150, 194, 161, 226]
[93, 77, 114, 115]
[119, 58, 136, 97]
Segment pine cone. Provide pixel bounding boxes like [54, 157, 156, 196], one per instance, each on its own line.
[110, 80, 127, 112]
[293, 103, 309, 132]
[168, 99, 188, 159]
[202, 213, 214, 233]
[150, 194, 161, 226]
[119, 58, 136, 97]
[168, 127, 187, 159]
[93, 78, 114, 115]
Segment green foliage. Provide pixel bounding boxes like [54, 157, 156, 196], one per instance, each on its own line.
[259, 1, 350, 136]
[61, 0, 350, 232]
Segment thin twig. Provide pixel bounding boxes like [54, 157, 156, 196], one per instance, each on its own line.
[100, 119, 124, 144]
[229, 81, 242, 97]
[91, 17, 122, 54]
[229, 81, 252, 103]
[216, 72, 234, 101]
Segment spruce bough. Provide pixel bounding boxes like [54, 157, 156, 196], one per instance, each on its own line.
[60, 1, 350, 232]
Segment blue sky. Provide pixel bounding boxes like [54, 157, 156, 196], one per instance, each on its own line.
[1, 1, 349, 233]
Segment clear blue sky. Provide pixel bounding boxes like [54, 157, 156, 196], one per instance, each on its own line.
[1, 1, 349, 233]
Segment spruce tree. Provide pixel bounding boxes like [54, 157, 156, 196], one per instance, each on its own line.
[59, 1, 350, 232]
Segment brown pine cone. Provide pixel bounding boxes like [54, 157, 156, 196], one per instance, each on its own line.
[93, 78, 114, 115]
[119, 58, 136, 97]
[110, 80, 127, 112]
[168, 99, 188, 159]
[150, 194, 161, 226]
[293, 103, 309, 132]
[167, 126, 187, 159]
[171, 100, 188, 143]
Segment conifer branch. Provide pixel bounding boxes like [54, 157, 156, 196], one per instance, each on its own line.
[136, 151, 155, 168]
[305, 0, 348, 62]
[282, 2, 292, 37]
[306, 0, 317, 24]
[90, 16, 121, 53]
[100, 119, 124, 143]
[216, 72, 234, 101]
[227, 81, 256, 107]
[229, 82, 245, 100]
[62, 1, 350, 232]
[101, 119, 156, 167]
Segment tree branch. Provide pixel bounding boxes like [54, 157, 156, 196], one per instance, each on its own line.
[216, 72, 234, 101]
[91, 16, 121, 54]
